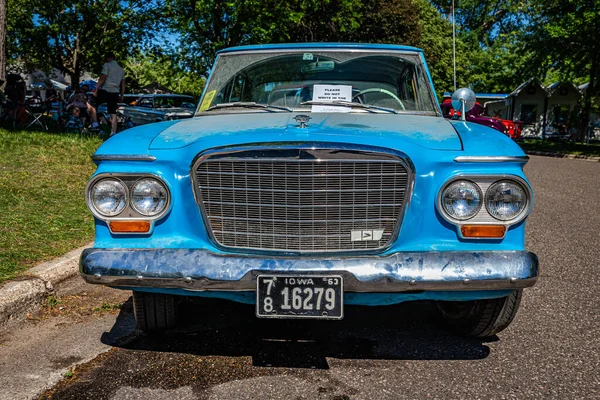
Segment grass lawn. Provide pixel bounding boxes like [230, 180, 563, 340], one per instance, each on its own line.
[0, 129, 102, 283]
[519, 138, 600, 157]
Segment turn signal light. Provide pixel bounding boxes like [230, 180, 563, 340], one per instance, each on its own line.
[109, 220, 151, 233]
[460, 225, 506, 238]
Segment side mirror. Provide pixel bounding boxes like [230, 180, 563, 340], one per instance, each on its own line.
[451, 88, 476, 121]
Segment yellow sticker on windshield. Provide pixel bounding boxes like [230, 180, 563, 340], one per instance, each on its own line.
[199, 90, 216, 111]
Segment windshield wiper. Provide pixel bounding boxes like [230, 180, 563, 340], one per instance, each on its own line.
[300, 100, 398, 114]
[206, 102, 293, 112]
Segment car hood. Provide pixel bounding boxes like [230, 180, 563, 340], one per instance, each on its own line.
[149, 113, 461, 150]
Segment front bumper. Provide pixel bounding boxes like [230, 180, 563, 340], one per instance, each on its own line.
[80, 249, 538, 292]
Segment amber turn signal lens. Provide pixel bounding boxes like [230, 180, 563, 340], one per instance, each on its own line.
[460, 225, 506, 238]
[109, 220, 151, 233]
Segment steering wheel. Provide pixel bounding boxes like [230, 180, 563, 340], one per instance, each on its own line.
[352, 88, 405, 110]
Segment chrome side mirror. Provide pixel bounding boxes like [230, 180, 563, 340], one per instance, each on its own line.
[451, 88, 476, 121]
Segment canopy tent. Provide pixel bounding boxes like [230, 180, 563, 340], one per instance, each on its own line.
[50, 80, 69, 91]
[79, 79, 98, 91]
[139, 83, 174, 94]
[28, 82, 48, 90]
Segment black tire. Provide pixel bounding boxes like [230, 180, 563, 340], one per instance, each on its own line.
[132, 291, 177, 332]
[436, 290, 522, 337]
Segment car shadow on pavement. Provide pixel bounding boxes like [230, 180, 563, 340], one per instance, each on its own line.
[102, 297, 495, 370]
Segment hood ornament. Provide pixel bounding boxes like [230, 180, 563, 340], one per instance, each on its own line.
[294, 114, 311, 128]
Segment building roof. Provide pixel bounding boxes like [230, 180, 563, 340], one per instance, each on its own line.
[547, 81, 581, 95]
[509, 78, 549, 97]
[217, 43, 423, 54]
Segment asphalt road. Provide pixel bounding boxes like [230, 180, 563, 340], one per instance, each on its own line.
[3, 155, 599, 400]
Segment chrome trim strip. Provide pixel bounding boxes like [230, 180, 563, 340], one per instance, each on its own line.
[453, 156, 530, 163]
[80, 248, 539, 292]
[92, 154, 156, 162]
[189, 142, 416, 256]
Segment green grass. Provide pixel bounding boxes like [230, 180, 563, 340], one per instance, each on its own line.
[519, 139, 600, 157]
[0, 129, 102, 283]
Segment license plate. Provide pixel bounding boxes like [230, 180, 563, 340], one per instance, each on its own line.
[256, 275, 343, 320]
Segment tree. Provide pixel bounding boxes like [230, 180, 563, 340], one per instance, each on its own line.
[417, 0, 467, 96]
[430, 0, 527, 44]
[0, 0, 6, 88]
[525, 0, 600, 141]
[426, 0, 534, 94]
[123, 52, 206, 98]
[166, 0, 363, 74]
[167, 0, 444, 75]
[8, 0, 161, 86]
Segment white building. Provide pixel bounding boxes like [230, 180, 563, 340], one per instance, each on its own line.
[504, 79, 582, 138]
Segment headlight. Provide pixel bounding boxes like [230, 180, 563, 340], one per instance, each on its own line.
[486, 180, 528, 221]
[131, 178, 168, 216]
[90, 179, 127, 216]
[441, 180, 482, 220]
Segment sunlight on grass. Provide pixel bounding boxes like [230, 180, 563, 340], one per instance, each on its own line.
[0, 130, 102, 283]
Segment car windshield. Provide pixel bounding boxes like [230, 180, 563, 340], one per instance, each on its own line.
[155, 96, 196, 109]
[198, 50, 438, 115]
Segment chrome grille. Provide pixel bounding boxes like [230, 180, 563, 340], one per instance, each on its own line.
[193, 147, 411, 253]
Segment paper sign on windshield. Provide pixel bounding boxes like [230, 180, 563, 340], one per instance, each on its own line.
[311, 84, 352, 113]
[199, 90, 216, 111]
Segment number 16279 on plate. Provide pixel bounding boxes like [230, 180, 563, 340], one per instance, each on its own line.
[256, 275, 343, 320]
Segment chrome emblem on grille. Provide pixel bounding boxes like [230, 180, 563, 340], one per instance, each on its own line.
[294, 114, 311, 128]
[351, 230, 384, 242]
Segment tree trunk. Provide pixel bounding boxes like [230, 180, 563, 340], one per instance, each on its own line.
[70, 33, 82, 90]
[0, 0, 7, 90]
[70, 57, 81, 91]
[581, 50, 598, 143]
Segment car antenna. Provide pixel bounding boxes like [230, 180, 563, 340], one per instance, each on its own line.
[452, 0, 457, 92]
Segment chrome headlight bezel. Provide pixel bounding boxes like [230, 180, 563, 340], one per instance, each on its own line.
[86, 173, 171, 232]
[437, 175, 533, 238]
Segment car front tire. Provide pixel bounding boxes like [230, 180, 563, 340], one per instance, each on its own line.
[436, 290, 522, 337]
[132, 291, 177, 332]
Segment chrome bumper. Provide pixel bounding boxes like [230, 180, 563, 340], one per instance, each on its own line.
[80, 249, 538, 292]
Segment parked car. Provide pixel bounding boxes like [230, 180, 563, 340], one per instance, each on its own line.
[441, 99, 523, 140]
[122, 94, 196, 126]
[94, 93, 141, 129]
[498, 118, 524, 141]
[81, 43, 537, 337]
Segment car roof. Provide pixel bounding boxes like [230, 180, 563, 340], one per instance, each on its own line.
[217, 43, 423, 54]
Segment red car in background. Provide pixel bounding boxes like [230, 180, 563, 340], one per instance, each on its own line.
[441, 99, 522, 141]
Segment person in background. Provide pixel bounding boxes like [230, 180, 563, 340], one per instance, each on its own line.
[67, 84, 98, 129]
[94, 51, 125, 136]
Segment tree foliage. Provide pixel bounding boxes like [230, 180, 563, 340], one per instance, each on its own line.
[524, 0, 600, 137]
[166, 0, 460, 96]
[123, 53, 206, 98]
[165, 0, 365, 74]
[3, 0, 597, 107]
[8, 0, 160, 86]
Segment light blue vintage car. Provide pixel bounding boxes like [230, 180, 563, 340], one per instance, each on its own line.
[81, 43, 538, 337]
